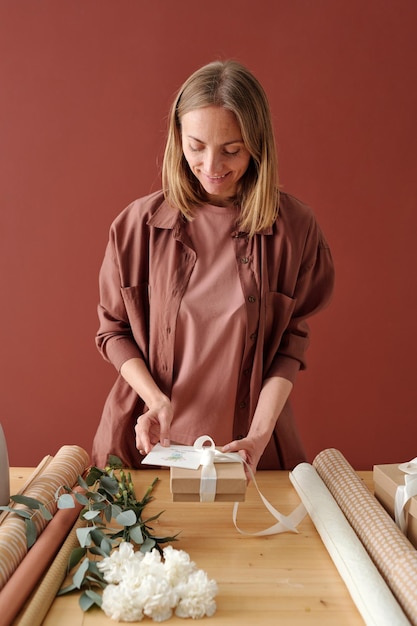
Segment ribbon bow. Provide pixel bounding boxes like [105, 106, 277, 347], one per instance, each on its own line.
[394, 457, 417, 533]
[193, 436, 306, 536]
[193, 435, 243, 503]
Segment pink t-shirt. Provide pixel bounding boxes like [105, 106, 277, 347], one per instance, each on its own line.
[170, 204, 246, 446]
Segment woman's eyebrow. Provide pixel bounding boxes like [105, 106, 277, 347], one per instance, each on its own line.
[187, 135, 244, 146]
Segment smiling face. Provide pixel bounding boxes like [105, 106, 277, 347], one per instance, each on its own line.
[181, 106, 251, 207]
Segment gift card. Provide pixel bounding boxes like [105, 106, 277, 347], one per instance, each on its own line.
[141, 443, 202, 469]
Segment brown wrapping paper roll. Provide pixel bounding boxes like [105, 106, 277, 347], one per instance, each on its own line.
[14, 515, 86, 626]
[0, 445, 90, 591]
[0, 494, 83, 626]
[313, 448, 417, 625]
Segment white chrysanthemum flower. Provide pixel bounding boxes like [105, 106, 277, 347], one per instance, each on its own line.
[137, 574, 177, 622]
[101, 581, 145, 622]
[98, 541, 143, 584]
[175, 569, 218, 619]
[162, 545, 196, 586]
[116, 557, 147, 589]
[135, 548, 165, 580]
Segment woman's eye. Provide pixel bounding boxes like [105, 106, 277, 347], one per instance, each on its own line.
[189, 144, 203, 152]
[224, 149, 240, 156]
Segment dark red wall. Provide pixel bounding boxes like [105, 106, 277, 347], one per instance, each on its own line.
[1, 1, 416, 469]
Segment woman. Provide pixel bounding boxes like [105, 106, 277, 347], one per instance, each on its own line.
[92, 60, 334, 474]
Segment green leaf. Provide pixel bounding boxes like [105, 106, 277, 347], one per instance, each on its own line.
[38, 504, 53, 521]
[109, 529, 124, 540]
[57, 582, 78, 595]
[151, 533, 180, 544]
[5, 508, 32, 519]
[142, 510, 164, 524]
[10, 494, 42, 509]
[87, 491, 106, 503]
[85, 467, 105, 486]
[110, 504, 122, 519]
[79, 592, 94, 611]
[79, 589, 102, 611]
[88, 560, 107, 582]
[90, 528, 106, 546]
[83, 510, 100, 521]
[86, 589, 103, 605]
[101, 537, 113, 555]
[74, 492, 89, 506]
[90, 501, 107, 511]
[57, 493, 75, 509]
[116, 509, 137, 526]
[103, 503, 112, 523]
[100, 475, 119, 495]
[68, 546, 87, 571]
[89, 546, 110, 558]
[25, 518, 37, 547]
[77, 474, 89, 490]
[140, 536, 156, 552]
[129, 524, 144, 544]
[107, 454, 123, 469]
[73, 557, 90, 588]
[76, 527, 92, 548]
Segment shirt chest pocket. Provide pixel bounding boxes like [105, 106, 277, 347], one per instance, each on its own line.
[264, 291, 296, 354]
[121, 284, 150, 358]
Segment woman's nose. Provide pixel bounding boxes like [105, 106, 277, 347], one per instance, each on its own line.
[203, 150, 223, 174]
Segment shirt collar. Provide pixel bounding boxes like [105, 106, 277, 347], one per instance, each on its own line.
[147, 200, 181, 229]
[147, 197, 276, 235]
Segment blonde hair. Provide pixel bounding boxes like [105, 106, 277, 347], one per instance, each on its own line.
[162, 60, 279, 236]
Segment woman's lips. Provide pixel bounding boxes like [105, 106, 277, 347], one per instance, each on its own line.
[204, 172, 229, 184]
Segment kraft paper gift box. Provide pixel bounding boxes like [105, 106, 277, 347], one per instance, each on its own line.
[170, 462, 247, 502]
[373, 463, 417, 549]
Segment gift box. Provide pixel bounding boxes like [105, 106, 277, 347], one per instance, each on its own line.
[373, 463, 417, 549]
[170, 462, 247, 502]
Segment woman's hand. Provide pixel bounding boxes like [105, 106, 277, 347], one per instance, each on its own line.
[135, 396, 173, 456]
[222, 435, 265, 478]
[222, 377, 294, 477]
[119, 358, 173, 456]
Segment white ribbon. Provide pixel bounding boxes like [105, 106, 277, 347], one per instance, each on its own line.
[193, 436, 306, 536]
[193, 436, 241, 503]
[394, 457, 417, 533]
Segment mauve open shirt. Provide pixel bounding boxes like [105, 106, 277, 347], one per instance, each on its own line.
[92, 190, 334, 470]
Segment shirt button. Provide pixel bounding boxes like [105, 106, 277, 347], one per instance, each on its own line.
[239, 401, 247, 409]
[247, 296, 256, 303]
[240, 257, 249, 264]
[243, 368, 251, 376]
[250, 332, 257, 341]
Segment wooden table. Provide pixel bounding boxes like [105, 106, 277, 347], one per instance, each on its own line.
[10, 468, 373, 625]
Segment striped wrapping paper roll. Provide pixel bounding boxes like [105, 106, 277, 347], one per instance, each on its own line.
[313, 448, 417, 625]
[0, 445, 90, 591]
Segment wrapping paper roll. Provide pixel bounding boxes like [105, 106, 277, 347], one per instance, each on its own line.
[0, 445, 90, 591]
[0, 494, 83, 626]
[313, 448, 417, 625]
[290, 463, 410, 626]
[14, 515, 86, 626]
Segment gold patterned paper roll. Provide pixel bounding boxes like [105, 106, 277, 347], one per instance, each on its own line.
[0, 445, 90, 591]
[313, 448, 417, 625]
